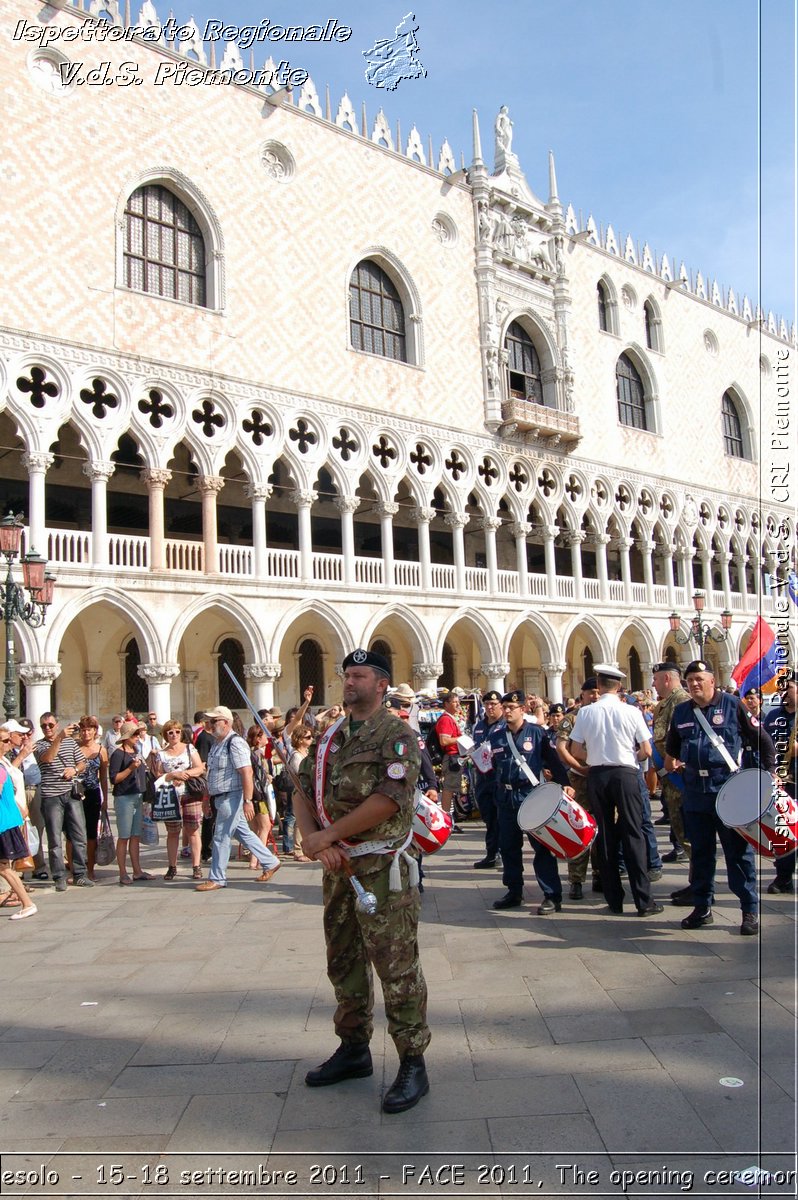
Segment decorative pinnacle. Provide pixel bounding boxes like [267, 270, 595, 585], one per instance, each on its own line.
[472, 108, 483, 165]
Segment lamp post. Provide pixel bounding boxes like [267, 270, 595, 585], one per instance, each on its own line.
[0, 513, 56, 720]
[669, 589, 732, 658]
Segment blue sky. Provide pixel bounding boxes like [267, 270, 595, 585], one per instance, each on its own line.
[152, 0, 794, 321]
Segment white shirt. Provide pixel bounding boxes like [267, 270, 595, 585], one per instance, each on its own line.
[569, 694, 651, 768]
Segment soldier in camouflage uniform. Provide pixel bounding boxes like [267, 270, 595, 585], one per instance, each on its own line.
[652, 662, 691, 865]
[556, 677, 600, 899]
[295, 648, 430, 1114]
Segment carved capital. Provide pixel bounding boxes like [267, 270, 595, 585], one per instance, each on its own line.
[478, 516, 502, 534]
[635, 539, 656, 554]
[444, 511, 469, 529]
[542, 524, 559, 540]
[510, 522, 532, 540]
[84, 671, 102, 685]
[141, 467, 172, 489]
[376, 501, 400, 518]
[18, 661, 61, 686]
[244, 662, 281, 682]
[245, 482, 273, 502]
[542, 661, 568, 675]
[593, 533, 612, 547]
[413, 662, 444, 678]
[22, 452, 54, 474]
[566, 530, 586, 547]
[137, 663, 180, 685]
[409, 506, 436, 524]
[482, 662, 511, 677]
[198, 475, 225, 497]
[82, 460, 116, 483]
[334, 495, 361, 515]
[288, 489, 317, 508]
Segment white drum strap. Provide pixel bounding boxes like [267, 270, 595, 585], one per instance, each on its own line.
[505, 730, 540, 789]
[692, 707, 740, 774]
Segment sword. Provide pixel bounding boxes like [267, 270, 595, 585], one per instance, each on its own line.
[221, 664, 378, 914]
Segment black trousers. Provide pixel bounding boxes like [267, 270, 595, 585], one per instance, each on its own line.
[588, 765, 651, 911]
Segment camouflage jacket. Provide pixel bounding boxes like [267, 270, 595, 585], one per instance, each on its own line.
[299, 706, 421, 874]
[653, 686, 689, 756]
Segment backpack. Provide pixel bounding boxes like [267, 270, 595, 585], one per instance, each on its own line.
[423, 721, 444, 766]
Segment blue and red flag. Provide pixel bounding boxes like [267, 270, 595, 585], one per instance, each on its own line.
[731, 616, 778, 696]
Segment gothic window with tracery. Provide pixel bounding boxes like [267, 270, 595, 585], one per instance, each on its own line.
[721, 392, 745, 458]
[616, 354, 647, 430]
[124, 184, 206, 307]
[505, 322, 543, 403]
[349, 260, 406, 361]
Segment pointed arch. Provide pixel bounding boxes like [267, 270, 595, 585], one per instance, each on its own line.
[361, 603, 435, 665]
[503, 610, 560, 666]
[560, 613, 613, 664]
[436, 606, 502, 665]
[165, 592, 266, 664]
[268, 598, 355, 666]
[44, 587, 163, 663]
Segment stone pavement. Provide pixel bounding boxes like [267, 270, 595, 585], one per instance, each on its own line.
[0, 822, 796, 1199]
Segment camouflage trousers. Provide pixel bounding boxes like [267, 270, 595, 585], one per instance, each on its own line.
[566, 776, 601, 884]
[663, 780, 691, 857]
[322, 855, 430, 1058]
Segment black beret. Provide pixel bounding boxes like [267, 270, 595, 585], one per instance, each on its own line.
[581, 677, 598, 692]
[652, 662, 681, 676]
[502, 690, 525, 705]
[385, 696, 410, 712]
[548, 703, 564, 715]
[342, 648, 391, 679]
[483, 690, 503, 702]
[684, 660, 712, 676]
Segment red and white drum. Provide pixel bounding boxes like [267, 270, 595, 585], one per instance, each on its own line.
[412, 792, 453, 855]
[715, 768, 798, 859]
[516, 783, 597, 860]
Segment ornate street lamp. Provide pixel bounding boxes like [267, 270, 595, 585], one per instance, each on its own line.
[669, 589, 733, 658]
[0, 513, 56, 719]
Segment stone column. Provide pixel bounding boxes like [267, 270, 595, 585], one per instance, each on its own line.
[137, 663, 180, 723]
[663, 541, 676, 608]
[511, 521, 532, 597]
[376, 501, 399, 589]
[542, 660, 567, 703]
[542, 524, 558, 596]
[638, 537, 655, 606]
[616, 536, 633, 605]
[567, 530, 585, 601]
[289, 489, 317, 584]
[198, 475, 225, 575]
[18, 662, 61, 722]
[334, 496, 360, 586]
[676, 549, 691, 594]
[479, 517, 501, 595]
[481, 661, 510, 693]
[245, 482, 271, 579]
[700, 549, 713, 598]
[140, 468, 172, 571]
[410, 507, 435, 592]
[21, 452, 54, 558]
[594, 533, 610, 602]
[84, 671, 102, 716]
[244, 663, 281, 711]
[82, 460, 115, 567]
[182, 670, 198, 722]
[413, 662, 443, 694]
[718, 551, 733, 610]
[738, 552, 750, 607]
[445, 511, 469, 594]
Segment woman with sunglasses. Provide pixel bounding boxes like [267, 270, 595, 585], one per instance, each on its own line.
[109, 720, 153, 884]
[150, 720, 206, 881]
[74, 717, 109, 880]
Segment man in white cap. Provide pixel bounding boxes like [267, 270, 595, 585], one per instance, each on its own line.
[195, 706, 281, 891]
[568, 665, 662, 917]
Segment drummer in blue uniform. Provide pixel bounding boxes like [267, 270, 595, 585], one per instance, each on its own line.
[664, 660, 776, 935]
[490, 689, 567, 915]
[471, 690, 504, 870]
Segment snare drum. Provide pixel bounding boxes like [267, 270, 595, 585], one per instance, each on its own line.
[715, 768, 798, 859]
[516, 783, 597, 860]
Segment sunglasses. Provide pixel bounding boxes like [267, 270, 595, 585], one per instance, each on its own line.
[41, 722, 57, 730]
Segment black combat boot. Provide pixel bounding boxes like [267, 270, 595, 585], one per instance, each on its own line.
[305, 1042, 373, 1087]
[382, 1054, 429, 1113]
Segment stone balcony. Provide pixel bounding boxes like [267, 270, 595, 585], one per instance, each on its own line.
[501, 399, 581, 447]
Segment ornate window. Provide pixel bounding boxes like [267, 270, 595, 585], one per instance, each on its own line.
[349, 260, 406, 362]
[721, 391, 745, 458]
[597, 281, 610, 331]
[644, 298, 663, 352]
[616, 354, 647, 430]
[505, 321, 543, 403]
[124, 184, 206, 306]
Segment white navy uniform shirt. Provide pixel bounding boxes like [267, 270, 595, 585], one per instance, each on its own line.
[569, 694, 650, 768]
